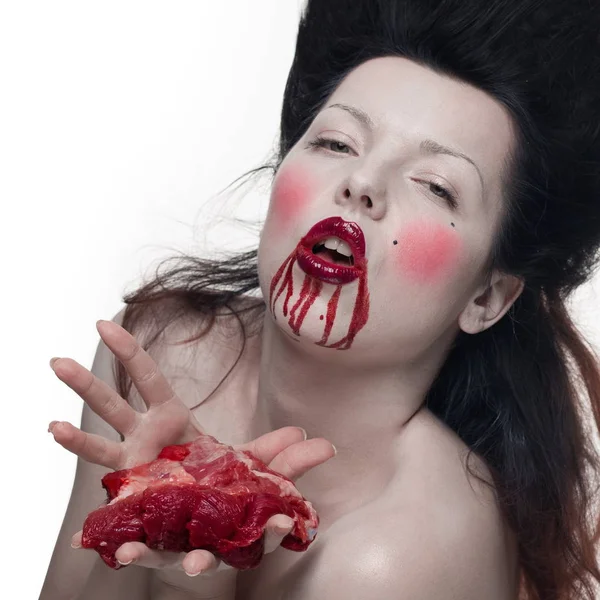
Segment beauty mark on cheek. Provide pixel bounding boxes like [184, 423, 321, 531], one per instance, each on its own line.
[395, 222, 462, 284]
[270, 168, 312, 229]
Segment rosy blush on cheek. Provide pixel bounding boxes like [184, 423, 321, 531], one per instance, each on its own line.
[270, 168, 312, 229]
[395, 222, 463, 284]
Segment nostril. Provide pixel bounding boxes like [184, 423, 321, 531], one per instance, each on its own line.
[365, 196, 373, 208]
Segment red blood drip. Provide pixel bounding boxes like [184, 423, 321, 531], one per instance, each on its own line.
[318, 284, 341, 345]
[289, 274, 310, 324]
[269, 253, 294, 317]
[290, 277, 322, 335]
[268, 250, 370, 349]
[321, 273, 369, 349]
[282, 257, 299, 317]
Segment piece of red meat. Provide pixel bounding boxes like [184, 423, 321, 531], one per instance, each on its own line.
[82, 434, 319, 570]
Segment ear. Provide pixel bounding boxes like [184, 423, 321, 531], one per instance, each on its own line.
[458, 270, 524, 335]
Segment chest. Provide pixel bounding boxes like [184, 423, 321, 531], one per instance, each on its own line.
[235, 498, 388, 600]
[149, 335, 517, 599]
[153, 356, 397, 600]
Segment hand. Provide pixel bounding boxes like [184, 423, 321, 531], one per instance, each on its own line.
[49, 319, 336, 576]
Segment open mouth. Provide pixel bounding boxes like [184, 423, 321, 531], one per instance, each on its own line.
[311, 237, 355, 267]
[295, 216, 366, 285]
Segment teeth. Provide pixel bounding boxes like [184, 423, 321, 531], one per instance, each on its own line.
[323, 237, 341, 251]
[321, 236, 353, 258]
[336, 240, 353, 258]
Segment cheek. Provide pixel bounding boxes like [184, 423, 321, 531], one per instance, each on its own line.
[394, 222, 463, 285]
[270, 167, 312, 229]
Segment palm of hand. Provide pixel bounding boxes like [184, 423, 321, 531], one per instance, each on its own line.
[49, 320, 334, 475]
[119, 394, 204, 468]
[48, 319, 336, 576]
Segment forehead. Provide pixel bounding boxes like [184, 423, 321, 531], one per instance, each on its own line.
[319, 56, 515, 196]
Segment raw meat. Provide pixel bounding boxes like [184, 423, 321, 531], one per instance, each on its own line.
[82, 434, 319, 570]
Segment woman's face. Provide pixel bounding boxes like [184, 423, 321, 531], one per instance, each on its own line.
[258, 56, 515, 367]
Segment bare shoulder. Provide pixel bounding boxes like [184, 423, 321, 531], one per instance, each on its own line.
[398, 408, 508, 516]
[115, 295, 265, 424]
[396, 409, 518, 596]
[311, 409, 519, 599]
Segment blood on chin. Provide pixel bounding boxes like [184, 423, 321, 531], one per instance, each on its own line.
[268, 248, 370, 351]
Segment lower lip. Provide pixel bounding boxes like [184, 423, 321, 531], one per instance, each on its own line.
[295, 245, 361, 284]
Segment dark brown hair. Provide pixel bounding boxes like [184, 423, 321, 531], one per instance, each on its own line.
[116, 1, 600, 597]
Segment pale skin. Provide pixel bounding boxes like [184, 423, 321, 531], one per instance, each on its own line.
[42, 57, 525, 599]
[49, 320, 334, 572]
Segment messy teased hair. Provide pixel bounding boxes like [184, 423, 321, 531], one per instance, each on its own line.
[116, 1, 600, 597]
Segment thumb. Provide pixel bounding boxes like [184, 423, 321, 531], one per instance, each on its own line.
[268, 438, 337, 481]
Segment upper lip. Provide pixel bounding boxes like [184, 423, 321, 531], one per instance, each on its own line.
[299, 216, 366, 264]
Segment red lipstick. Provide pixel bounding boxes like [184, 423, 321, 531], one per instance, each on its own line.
[295, 217, 367, 284]
[269, 215, 370, 349]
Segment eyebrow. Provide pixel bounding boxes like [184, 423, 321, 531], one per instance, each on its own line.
[325, 103, 485, 192]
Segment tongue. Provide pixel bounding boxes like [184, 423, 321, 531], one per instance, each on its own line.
[314, 248, 349, 265]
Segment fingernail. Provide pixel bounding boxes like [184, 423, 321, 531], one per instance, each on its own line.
[299, 427, 308, 441]
[71, 541, 81, 549]
[185, 569, 202, 577]
[118, 559, 134, 566]
[332, 444, 337, 456]
[275, 526, 291, 535]
[48, 421, 60, 434]
[275, 518, 294, 534]
[49, 357, 60, 369]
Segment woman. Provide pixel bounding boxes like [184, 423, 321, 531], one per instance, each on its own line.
[41, 0, 600, 598]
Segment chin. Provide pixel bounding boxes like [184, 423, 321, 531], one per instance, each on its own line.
[267, 301, 377, 372]
[258, 225, 372, 350]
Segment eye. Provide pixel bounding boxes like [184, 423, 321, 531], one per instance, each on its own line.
[308, 136, 460, 211]
[421, 180, 459, 210]
[307, 135, 352, 154]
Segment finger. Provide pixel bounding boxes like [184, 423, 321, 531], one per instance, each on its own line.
[71, 530, 83, 549]
[96, 320, 182, 412]
[115, 542, 187, 570]
[264, 514, 294, 554]
[50, 357, 138, 436]
[268, 437, 337, 481]
[49, 420, 122, 470]
[237, 426, 307, 466]
[181, 549, 221, 577]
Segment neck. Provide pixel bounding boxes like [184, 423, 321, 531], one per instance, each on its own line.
[254, 312, 443, 522]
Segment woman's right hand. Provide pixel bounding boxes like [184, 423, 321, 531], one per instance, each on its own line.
[48, 319, 336, 577]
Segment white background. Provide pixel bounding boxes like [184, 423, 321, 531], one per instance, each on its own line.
[1, 2, 599, 598]
[1, 2, 303, 597]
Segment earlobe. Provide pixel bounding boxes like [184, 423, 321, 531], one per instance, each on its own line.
[458, 272, 524, 335]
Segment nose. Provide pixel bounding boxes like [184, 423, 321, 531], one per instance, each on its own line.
[334, 171, 387, 220]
